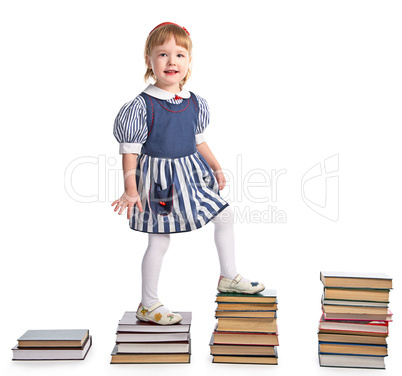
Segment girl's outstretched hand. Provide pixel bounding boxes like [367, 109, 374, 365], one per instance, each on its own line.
[111, 192, 143, 220]
[214, 170, 226, 190]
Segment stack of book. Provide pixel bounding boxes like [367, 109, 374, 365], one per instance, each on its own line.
[318, 271, 393, 369]
[12, 329, 91, 360]
[110, 311, 192, 364]
[210, 290, 279, 365]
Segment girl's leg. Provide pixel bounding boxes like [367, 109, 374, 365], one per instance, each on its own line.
[210, 206, 239, 280]
[138, 233, 182, 324]
[212, 206, 265, 293]
[141, 233, 171, 313]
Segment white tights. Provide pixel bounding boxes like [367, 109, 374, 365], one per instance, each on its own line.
[141, 206, 238, 307]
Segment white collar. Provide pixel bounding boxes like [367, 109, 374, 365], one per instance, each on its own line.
[143, 84, 191, 100]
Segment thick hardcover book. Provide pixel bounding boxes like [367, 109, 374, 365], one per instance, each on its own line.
[324, 288, 390, 303]
[318, 315, 389, 336]
[212, 348, 278, 365]
[323, 309, 392, 322]
[320, 271, 392, 289]
[12, 336, 92, 360]
[318, 333, 387, 346]
[322, 304, 389, 315]
[116, 332, 190, 343]
[17, 329, 89, 348]
[117, 341, 189, 354]
[118, 311, 191, 333]
[217, 317, 277, 333]
[318, 342, 387, 356]
[319, 353, 385, 369]
[217, 302, 278, 311]
[213, 325, 279, 346]
[322, 297, 389, 308]
[110, 344, 190, 364]
[209, 334, 276, 356]
[215, 310, 276, 318]
[216, 290, 277, 304]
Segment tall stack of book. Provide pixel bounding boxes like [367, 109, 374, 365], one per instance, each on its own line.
[210, 290, 279, 365]
[110, 311, 191, 364]
[12, 329, 92, 361]
[318, 271, 393, 369]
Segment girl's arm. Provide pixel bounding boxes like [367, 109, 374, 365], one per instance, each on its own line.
[122, 153, 138, 194]
[111, 153, 143, 219]
[196, 142, 226, 190]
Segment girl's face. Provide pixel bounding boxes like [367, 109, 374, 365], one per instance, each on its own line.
[146, 36, 191, 93]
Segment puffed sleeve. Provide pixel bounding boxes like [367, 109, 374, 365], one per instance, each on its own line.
[113, 96, 147, 154]
[195, 94, 210, 145]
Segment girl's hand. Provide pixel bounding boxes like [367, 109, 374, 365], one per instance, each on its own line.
[111, 192, 143, 220]
[214, 170, 226, 190]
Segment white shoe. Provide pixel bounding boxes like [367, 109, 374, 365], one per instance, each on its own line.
[136, 302, 182, 325]
[217, 274, 265, 294]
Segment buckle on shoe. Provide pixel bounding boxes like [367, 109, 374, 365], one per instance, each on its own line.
[230, 274, 243, 287]
[147, 301, 163, 313]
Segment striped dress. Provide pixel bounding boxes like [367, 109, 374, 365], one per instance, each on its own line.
[113, 84, 228, 233]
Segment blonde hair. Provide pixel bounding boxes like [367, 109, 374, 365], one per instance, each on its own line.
[144, 24, 192, 90]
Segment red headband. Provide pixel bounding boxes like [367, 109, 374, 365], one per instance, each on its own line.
[149, 22, 190, 36]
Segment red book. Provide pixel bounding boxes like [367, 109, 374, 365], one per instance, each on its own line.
[318, 314, 389, 337]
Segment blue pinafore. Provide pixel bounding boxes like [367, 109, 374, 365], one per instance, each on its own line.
[130, 92, 229, 234]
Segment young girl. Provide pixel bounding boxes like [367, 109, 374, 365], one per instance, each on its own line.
[112, 22, 264, 325]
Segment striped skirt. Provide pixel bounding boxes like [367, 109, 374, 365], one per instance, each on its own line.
[130, 152, 229, 233]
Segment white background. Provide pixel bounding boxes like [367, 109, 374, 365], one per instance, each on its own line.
[1, 0, 401, 375]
